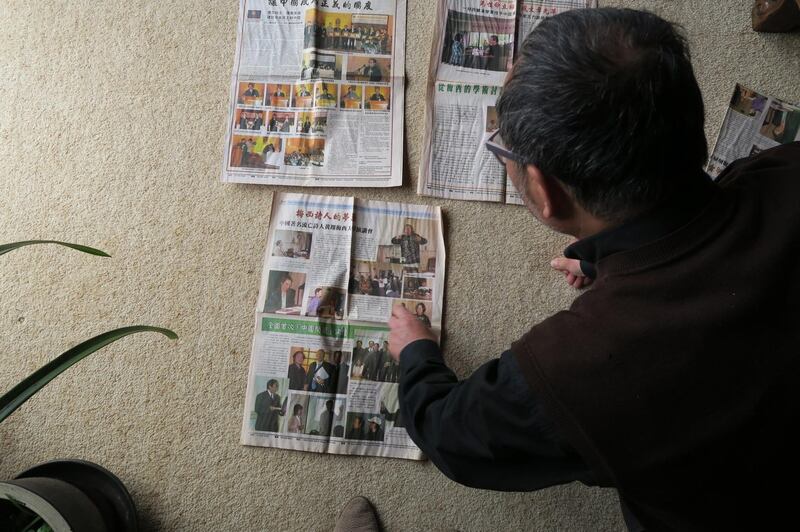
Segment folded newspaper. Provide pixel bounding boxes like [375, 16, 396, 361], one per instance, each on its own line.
[222, 0, 407, 187]
[707, 84, 800, 179]
[241, 193, 445, 460]
[418, 0, 596, 204]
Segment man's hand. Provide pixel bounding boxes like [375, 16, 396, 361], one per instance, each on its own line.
[551, 257, 593, 289]
[388, 303, 438, 362]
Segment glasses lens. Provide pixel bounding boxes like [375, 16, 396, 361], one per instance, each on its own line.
[487, 131, 508, 164]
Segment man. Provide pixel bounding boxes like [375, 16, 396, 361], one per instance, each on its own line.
[243, 82, 259, 97]
[254, 379, 284, 432]
[368, 87, 387, 110]
[358, 58, 383, 82]
[365, 417, 384, 442]
[238, 138, 250, 167]
[362, 341, 385, 381]
[346, 415, 365, 440]
[391, 224, 427, 266]
[341, 85, 361, 108]
[388, 8, 800, 531]
[238, 111, 249, 130]
[287, 350, 306, 391]
[483, 35, 501, 71]
[265, 273, 296, 312]
[369, 87, 386, 102]
[317, 83, 335, 103]
[378, 358, 399, 383]
[332, 350, 350, 395]
[352, 340, 366, 365]
[305, 349, 334, 392]
[306, 287, 323, 316]
[318, 400, 335, 436]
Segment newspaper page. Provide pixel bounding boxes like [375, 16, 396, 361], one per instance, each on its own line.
[706, 84, 800, 180]
[241, 193, 445, 460]
[221, 0, 406, 187]
[418, 0, 596, 204]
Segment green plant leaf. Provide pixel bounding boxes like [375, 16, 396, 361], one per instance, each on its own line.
[0, 326, 177, 424]
[0, 240, 110, 258]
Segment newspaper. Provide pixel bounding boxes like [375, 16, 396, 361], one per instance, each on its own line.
[221, 0, 407, 187]
[240, 193, 445, 460]
[418, 0, 596, 204]
[706, 84, 800, 179]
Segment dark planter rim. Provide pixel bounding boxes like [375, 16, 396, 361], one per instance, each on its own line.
[14, 459, 138, 532]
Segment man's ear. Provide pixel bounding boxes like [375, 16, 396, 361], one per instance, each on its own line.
[526, 164, 570, 220]
[525, 164, 553, 219]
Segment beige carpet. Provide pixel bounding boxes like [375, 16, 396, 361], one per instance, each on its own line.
[1, 1, 798, 530]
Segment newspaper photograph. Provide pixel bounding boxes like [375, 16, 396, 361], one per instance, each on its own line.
[241, 193, 445, 460]
[222, 0, 407, 187]
[706, 84, 800, 179]
[418, 0, 596, 204]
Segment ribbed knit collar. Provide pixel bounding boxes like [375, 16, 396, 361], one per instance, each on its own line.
[564, 172, 719, 278]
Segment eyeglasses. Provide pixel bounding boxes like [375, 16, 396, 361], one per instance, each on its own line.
[485, 129, 526, 166]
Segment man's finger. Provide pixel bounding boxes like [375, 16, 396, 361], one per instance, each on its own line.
[392, 302, 412, 318]
[551, 257, 584, 277]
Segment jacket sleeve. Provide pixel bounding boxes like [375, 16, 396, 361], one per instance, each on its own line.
[399, 339, 595, 491]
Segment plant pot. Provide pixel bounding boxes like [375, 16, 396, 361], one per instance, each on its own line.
[0, 460, 138, 532]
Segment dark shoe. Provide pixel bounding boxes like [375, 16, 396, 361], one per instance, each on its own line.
[333, 496, 380, 532]
[752, 0, 800, 32]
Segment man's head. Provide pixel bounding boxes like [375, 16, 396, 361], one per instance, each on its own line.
[325, 400, 334, 412]
[403, 223, 414, 235]
[247, 83, 254, 89]
[316, 349, 326, 362]
[489, 35, 498, 45]
[314, 288, 322, 297]
[368, 58, 377, 66]
[356, 340, 363, 348]
[280, 275, 293, 292]
[293, 351, 304, 364]
[267, 379, 278, 393]
[415, 302, 426, 315]
[496, 8, 707, 227]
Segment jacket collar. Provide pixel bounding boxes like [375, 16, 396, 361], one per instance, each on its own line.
[564, 172, 718, 278]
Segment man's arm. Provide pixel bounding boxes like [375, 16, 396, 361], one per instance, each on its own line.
[398, 340, 594, 491]
[389, 304, 594, 492]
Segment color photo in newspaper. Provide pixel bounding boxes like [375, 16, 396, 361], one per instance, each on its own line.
[706, 84, 800, 179]
[241, 193, 445, 460]
[222, 0, 406, 187]
[418, 0, 596, 204]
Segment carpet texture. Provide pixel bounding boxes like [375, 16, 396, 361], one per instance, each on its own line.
[1, 1, 798, 530]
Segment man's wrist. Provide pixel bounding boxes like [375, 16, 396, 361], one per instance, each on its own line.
[399, 339, 441, 369]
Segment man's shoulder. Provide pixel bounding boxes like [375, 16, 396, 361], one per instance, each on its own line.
[718, 142, 800, 190]
[510, 293, 615, 374]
